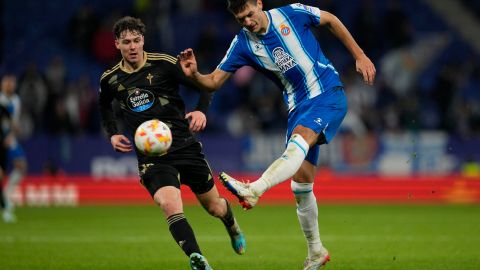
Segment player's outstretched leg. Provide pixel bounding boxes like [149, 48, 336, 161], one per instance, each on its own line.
[189, 252, 213, 270]
[303, 246, 330, 270]
[219, 172, 259, 210]
[226, 217, 246, 255]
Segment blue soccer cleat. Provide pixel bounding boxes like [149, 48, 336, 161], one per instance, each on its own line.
[189, 253, 213, 270]
[226, 218, 246, 255]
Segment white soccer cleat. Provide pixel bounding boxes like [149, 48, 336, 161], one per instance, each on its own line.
[303, 247, 330, 270]
[219, 172, 259, 210]
[2, 210, 17, 223]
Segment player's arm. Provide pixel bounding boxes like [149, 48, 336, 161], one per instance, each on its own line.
[10, 98, 22, 137]
[98, 79, 132, 153]
[179, 48, 232, 92]
[186, 85, 210, 132]
[319, 10, 376, 85]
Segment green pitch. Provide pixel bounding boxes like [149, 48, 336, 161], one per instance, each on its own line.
[1, 204, 479, 270]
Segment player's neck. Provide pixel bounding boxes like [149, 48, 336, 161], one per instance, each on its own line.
[122, 53, 146, 72]
[258, 11, 269, 34]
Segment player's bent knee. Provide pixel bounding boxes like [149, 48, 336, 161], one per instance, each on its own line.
[204, 199, 225, 218]
[153, 187, 183, 213]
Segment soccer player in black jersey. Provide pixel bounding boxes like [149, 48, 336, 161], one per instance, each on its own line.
[98, 16, 245, 270]
[0, 102, 11, 223]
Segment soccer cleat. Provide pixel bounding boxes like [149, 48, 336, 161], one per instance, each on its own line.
[226, 218, 246, 255]
[2, 210, 17, 223]
[303, 247, 330, 270]
[189, 253, 213, 270]
[219, 172, 259, 210]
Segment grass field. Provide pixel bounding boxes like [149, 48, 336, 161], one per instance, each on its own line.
[1, 204, 479, 270]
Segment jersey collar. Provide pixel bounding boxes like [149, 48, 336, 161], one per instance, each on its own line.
[119, 51, 148, 73]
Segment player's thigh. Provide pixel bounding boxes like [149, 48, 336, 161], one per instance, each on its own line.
[293, 160, 317, 183]
[175, 143, 215, 195]
[139, 163, 181, 198]
[287, 87, 347, 145]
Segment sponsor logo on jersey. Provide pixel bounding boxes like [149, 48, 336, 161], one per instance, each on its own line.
[127, 88, 155, 112]
[254, 42, 262, 52]
[294, 3, 313, 12]
[272, 47, 297, 73]
[280, 24, 290, 36]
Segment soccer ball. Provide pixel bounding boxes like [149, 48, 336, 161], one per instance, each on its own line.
[134, 119, 172, 156]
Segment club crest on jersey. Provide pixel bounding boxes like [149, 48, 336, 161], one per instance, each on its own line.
[280, 24, 291, 36]
[272, 47, 297, 73]
[127, 88, 155, 112]
[146, 73, 154, 85]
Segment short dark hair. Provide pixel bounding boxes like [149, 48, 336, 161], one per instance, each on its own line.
[227, 0, 256, 14]
[113, 16, 146, 39]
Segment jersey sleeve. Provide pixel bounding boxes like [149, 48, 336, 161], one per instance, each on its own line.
[11, 96, 21, 125]
[98, 76, 118, 138]
[289, 3, 322, 26]
[217, 35, 249, 73]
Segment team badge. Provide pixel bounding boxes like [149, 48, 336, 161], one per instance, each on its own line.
[127, 88, 155, 112]
[280, 24, 290, 36]
[146, 73, 154, 85]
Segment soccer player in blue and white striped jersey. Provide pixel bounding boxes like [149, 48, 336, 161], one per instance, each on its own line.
[179, 1, 375, 268]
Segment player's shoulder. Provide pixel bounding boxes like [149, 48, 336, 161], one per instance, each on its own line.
[146, 52, 177, 65]
[287, 3, 318, 13]
[100, 62, 121, 83]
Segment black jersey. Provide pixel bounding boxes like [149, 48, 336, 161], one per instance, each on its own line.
[99, 52, 211, 163]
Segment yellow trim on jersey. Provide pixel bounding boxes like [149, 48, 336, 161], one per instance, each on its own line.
[119, 51, 148, 74]
[100, 63, 120, 81]
[147, 52, 177, 64]
[101, 52, 177, 80]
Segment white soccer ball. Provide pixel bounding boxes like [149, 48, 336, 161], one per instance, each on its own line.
[134, 119, 172, 156]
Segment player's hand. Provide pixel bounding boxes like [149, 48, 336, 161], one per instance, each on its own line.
[178, 48, 198, 78]
[185, 111, 207, 133]
[110, 134, 133, 153]
[355, 54, 376, 85]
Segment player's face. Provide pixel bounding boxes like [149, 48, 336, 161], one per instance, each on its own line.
[234, 0, 267, 34]
[115, 30, 144, 66]
[1, 75, 17, 95]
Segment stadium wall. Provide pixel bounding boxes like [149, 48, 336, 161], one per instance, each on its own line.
[22, 132, 480, 175]
[6, 174, 480, 207]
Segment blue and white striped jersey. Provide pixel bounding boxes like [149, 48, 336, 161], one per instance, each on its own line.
[218, 3, 343, 112]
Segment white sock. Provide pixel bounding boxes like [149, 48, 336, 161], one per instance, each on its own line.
[5, 169, 23, 211]
[250, 134, 309, 195]
[291, 181, 322, 258]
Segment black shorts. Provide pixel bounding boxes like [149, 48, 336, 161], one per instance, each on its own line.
[138, 142, 214, 197]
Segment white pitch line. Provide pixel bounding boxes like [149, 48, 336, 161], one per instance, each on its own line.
[1, 234, 477, 244]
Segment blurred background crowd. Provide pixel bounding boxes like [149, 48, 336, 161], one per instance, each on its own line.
[1, 0, 480, 175]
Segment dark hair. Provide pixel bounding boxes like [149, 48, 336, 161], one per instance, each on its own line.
[227, 0, 256, 14]
[112, 16, 146, 39]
